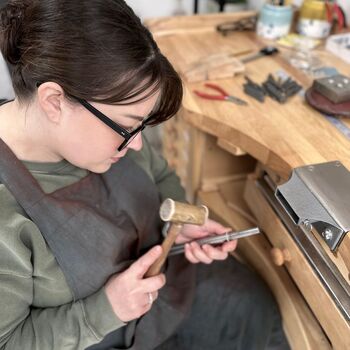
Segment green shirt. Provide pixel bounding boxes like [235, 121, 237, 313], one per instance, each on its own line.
[0, 136, 185, 349]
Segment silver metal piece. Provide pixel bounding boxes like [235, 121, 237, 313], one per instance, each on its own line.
[322, 228, 333, 241]
[275, 161, 350, 251]
[169, 227, 260, 256]
[258, 178, 350, 321]
[226, 95, 248, 106]
[302, 219, 313, 232]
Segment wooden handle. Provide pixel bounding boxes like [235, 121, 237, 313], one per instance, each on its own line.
[145, 223, 183, 277]
[270, 247, 292, 266]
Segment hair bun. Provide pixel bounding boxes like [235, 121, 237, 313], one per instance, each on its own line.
[0, 1, 30, 64]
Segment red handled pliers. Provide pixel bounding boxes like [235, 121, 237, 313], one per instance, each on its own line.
[325, 1, 346, 30]
[193, 83, 248, 106]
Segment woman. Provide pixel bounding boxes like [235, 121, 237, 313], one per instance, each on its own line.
[0, 1, 289, 349]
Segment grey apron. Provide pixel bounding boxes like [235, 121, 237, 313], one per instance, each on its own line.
[0, 138, 195, 350]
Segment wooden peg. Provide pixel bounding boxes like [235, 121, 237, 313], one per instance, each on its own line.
[270, 247, 292, 266]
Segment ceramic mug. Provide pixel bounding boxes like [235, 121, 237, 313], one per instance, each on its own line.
[257, 4, 293, 40]
[297, 0, 331, 39]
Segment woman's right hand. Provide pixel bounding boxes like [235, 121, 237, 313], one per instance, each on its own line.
[104, 245, 166, 322]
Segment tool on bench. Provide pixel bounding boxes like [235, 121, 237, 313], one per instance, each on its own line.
[276, 161, 350, 252]
[194, 83, 248, 106]
[241, 46, 279, 64]
[258, 166, 350, 320]
[243, 74, 302, 103]
[262, 74, 302, 103]
[145, 199, 208, 277]
[313, 74, 350, 104]
[325, 0, 346, 31]
[216, 15, 257, 35]
[302, 74, 350, 139]
[305, 74, 350, 117]
[243, 76, 266, 103]
[169, 227, 260, 256]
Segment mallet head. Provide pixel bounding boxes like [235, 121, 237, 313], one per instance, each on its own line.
[159, 198, 208, 226]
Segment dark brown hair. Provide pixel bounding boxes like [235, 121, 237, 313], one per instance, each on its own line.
[0, 0, 183, 125]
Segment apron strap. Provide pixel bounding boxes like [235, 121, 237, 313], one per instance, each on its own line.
[0, 138, 45, 208]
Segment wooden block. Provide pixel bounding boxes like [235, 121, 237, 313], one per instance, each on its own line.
[182, 53, 245, 83]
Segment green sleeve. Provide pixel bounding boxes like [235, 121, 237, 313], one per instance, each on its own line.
[150, 150, 186, 202]
[0, 220, 125, 350]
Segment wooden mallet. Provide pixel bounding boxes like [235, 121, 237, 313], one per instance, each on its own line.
[145, 198, 208, 277]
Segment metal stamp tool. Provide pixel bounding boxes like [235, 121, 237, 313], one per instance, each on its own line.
[169, 227, 260, 256]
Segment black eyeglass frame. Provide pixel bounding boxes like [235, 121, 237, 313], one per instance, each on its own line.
[77, 98, 147, 152]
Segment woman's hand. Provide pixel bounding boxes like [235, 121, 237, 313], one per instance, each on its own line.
[104, 246, 165, 322]
[175, 219, 237, 264]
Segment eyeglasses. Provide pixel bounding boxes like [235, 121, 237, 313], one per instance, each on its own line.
[77, 98, 147, 152]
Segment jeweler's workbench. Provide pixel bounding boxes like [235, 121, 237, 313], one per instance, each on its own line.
[147, 11, 350, 350]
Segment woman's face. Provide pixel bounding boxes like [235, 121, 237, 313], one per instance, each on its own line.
[57, 90, 161, 173]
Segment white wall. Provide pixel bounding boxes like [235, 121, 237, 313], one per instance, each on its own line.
[0, 53, 14, 99]
[125, 0, 249, 21]
[125, 0, 207, 20]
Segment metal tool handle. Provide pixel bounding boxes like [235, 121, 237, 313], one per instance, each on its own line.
[169, 227, 260, 256]
[193, 90, 225, 100]
[241, 46, 278, 63]
[205, 83, 229, 96]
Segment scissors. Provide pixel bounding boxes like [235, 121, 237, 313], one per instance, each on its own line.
[193, 83, 248, 106]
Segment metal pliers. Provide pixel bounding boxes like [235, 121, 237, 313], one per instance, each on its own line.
[193, 83, 248, 106]
[325, 0, 346, 30]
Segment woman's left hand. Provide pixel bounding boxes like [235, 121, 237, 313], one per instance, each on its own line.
[175, 219, 237, 264]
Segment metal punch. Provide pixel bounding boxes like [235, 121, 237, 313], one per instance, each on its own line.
[169, 227, 260, 256]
